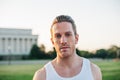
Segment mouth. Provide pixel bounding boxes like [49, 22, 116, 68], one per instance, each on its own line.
[60, 46, 70, 51]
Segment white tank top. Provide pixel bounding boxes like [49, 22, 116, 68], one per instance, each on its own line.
[44, 58, 94, 80]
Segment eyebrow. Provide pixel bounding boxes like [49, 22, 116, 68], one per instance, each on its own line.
[54, 31, 72, 35]
[65, 31, 72, 34]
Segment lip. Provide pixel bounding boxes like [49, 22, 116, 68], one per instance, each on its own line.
[60, 46, 70, 50]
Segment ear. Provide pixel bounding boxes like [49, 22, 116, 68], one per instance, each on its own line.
[51, 38, 54, 45]
[75, 34, 79, 44]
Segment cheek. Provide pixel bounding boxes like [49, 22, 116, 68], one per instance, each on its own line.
[69, 37, 76, 44]
[54, 42, 61, 52]
[54, 39, 59, 44]
[53, 40, 60, 47]
[52, 37, 59, 44]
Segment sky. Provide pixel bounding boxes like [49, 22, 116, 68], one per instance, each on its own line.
[0, 0, 120, 52]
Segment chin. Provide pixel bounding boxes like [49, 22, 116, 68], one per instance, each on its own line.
[60, 52, 71, 58]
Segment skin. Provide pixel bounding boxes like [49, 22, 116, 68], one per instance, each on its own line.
[33, 22, 102, 80]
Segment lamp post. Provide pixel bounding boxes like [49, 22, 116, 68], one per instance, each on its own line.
[8, 46, 11, 65]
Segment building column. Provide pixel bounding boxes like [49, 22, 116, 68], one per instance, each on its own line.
[35, 39, 37, 45]
[24, 38, 26, 53]
[13, 38, 17, 54]
[21, 38, 23, 54]
[0, 38, 1, 53]
[27, 38, 30, 53]
[22, 38, 25, 54]
[16, 38, 19, 54]
[11, 38, 14, 54]
[30, 38, 33, 50]
[0, 38, 3, 54]
[33, 39, 37, 45]
[32, 38, 35, 45]
[5, 38, 8, 54]
[19, 38, 22, 54]
[2, 38, 5, 54]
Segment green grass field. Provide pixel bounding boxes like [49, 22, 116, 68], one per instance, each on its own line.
[0, 60, 120, 80]
[93, 60, 120, 80]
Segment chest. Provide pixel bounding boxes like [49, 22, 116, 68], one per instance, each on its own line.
[54, 64, 82, 78]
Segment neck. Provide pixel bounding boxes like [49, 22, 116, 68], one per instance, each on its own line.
[55, 53, 81, 68]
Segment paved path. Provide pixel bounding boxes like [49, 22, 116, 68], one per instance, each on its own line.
[0, 58, 109, 65]
[0, 60, 51, 65]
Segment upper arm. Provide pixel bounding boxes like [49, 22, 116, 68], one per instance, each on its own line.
[91, 63, 102, 80]
[33, 68, 46, 80]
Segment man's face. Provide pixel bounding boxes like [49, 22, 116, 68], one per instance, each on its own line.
[51, 22, 79, 58]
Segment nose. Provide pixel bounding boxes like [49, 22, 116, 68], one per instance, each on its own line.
[60, 35, 67, 44]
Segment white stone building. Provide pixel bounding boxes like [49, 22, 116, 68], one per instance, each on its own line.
[0, 28, 38, 56]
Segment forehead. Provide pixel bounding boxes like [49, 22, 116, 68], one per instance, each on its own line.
[52, 22, 73, 34]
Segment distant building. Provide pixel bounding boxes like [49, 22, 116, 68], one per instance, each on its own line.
[0, 28, 38, 59]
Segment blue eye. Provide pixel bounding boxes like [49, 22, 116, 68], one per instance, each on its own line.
[56, 34, 61, 38]
[65, 33, 71, 37]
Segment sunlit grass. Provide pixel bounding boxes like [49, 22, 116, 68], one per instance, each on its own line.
[93, 60, 120, 80]
[0, 60, 120, 80]
[0, 64, 43, 80]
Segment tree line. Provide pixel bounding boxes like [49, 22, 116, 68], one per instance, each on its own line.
[29, 44, 120, 59]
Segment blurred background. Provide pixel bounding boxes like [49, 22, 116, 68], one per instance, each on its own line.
[0, 0, 120, 80]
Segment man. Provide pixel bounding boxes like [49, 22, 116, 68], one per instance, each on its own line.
[33, 15, 102, 80]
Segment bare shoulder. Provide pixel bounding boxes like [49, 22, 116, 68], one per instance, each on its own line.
[91, 62, 102, 80]
[33, 67, 46, 80]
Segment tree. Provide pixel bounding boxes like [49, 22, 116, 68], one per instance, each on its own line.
[29, 44, 41, 59]
[40, 44, 46, 52]
[116, 48, 120, 59]
[96, 49, 108, 59]
[107, 45, 120, 59]
[76, 48, 81, 56]
[29, 44, 51, 59]
[47, 47, 56, 59]
[76, 49, 94, 58]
